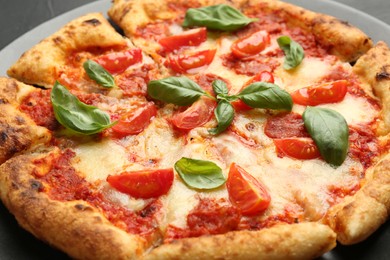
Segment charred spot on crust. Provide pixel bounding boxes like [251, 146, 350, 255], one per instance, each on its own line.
[0, 98, 8, 104]
[0, 131, 8, 143]
[339, 19, 351, 27]
[53, 36, 63, 44]
[75, 204, 94, 211]
[83, 18, 101, 26]
[30, 180, 44, 192]
[376, 65, 390, 81]
[139, 203, 158, 218]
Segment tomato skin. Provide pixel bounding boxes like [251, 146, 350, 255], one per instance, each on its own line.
[94, 49, 143, 74]
[273, 138, 321, 160]
[167, 49, 216, 74]
[291, 80, 348, 106]
[231, 30, 270, 59]
[171, 97, 216, 131]
[226, 163, 271, 216]
[232, 71, 274, 111]
[111, 102, 157, 137]
[158, 27, 207, 52]
[107, 169, 174, 199]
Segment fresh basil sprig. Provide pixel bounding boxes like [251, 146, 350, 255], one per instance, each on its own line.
[183, 4, 257, 32]
[147, 76, 211, 106]
[237, 82, 293, 110]
[83, 60, 116, 88]
[51, 81, 115, 135]
[174, 157, 226, 189]
[277, 36, 305, 70]
[303, 107, 349, 166]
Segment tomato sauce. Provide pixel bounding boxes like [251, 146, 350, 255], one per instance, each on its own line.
[327, 182, 360, 206]
[35, 149, 161, 236]
[164, 198, 241, 243]
[349, 125, 381, 169]
[19, 89, 59, 131]
[135, 22, 171, 41]
[116, 64, 155, 96]
[239, 205, 302, 231]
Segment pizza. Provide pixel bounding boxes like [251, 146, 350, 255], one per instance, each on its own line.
[0, 0, 389, 259]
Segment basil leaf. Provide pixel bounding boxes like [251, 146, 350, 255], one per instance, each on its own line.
[277, 36, 305, 70]
[147, 76, 208, 106]
[51, 82, 115, 135]
[209, 100, 234, 135]
[183, 4, 256, 32]
[303, 107, 349, 166]
[83, 60, 116, 88]
[174, 157, 225, 190]
[237, 82, 293, 110]
[212, 80, 229, 96]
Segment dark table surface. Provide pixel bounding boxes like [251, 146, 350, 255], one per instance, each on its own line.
[0, 0, 389, 259]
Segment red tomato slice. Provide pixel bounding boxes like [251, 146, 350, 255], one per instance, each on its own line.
[158, 27, 207, 52]
[231, 30, 270, 59]
[273, 138, 321, 160]
[291, 80, 348, 106]
[94, 49, 143, 74]
[167, 49, 216, 74]
[226, 163, 271, 216]
[232, 71, 274, 111]
[112, 102, 157, 137]
[171, 97, 216, 131]
[107, 168, 174, 199]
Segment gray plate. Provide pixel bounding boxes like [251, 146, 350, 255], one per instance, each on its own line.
[0, 0, 389, 259]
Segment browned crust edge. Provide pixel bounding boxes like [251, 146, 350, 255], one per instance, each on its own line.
[353, 41, 390, 136]
[0, 150, 146, 260]
[0, 78, 51, 165]
[7, 13, 127, 88]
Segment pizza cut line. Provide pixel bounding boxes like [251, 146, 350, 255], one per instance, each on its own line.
[0, 0, 390, 259]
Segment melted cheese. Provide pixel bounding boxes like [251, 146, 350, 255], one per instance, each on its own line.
[292, 93, 379, 125]
[72, 139, 128, 182]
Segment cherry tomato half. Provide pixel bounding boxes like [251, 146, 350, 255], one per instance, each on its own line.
[226, 163, 271, 216]
[231, 30, 270, 59]
[273, 138, 321, 160]
[167, 49, 216, 74]
[94, 49, 143, 74]
[107, 168, 174, 199]
[158, 27, 207, 52]
[112, 102, 157, 137]
[291, 80, 348, 106]
[171, 97, 216, 131]
[232, 71, 274, 111]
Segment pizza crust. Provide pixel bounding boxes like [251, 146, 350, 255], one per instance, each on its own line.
[0, 78, 51, 164]
[0, 149, 146, 259]
[353, 41, 390, 135]
[145, 223, 336, 260]
[7, 13, 127, 88]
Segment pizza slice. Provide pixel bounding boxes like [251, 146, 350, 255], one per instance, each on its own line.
[0, 0, 389, 259]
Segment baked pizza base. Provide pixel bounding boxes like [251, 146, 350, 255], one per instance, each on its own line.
[0, 0, 389, 259]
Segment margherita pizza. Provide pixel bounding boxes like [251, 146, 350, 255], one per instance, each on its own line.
[1, 0, 390, 259]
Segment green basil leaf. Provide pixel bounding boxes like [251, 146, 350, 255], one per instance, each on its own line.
[212, 80, 229, 96]
[303, 107, 349, 166]
[183, 4, 257, 31]
[51, 81, 115, 135]
[277, 36, 305, 70]
[209, 100, 234, 135]
[147, 76, 208, 106]
[83, 60, 116, 88]
[237, 82, 293, 110]
[174, 157, 225, 190]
